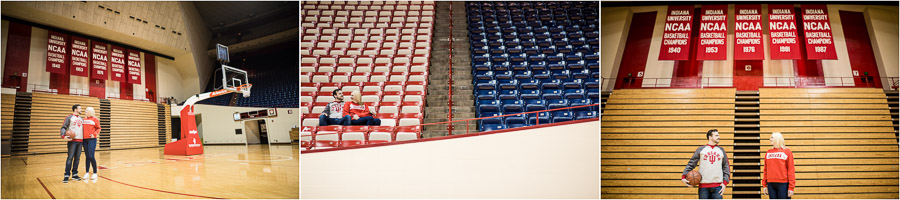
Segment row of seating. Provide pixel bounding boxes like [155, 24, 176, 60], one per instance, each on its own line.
[301, 112, 423, 127]
[478, 99, 599, 113]
[303, 1, 436, 9]
[300, 125, 422, 150]
[474, 69, 598, 80]
[466, 2, 597, 10]
[299, 79, 426, 92]
[300, 71, 427, 82]
[477, 78, 599, 90]
[479, 110, 598, 131]
[476, 88, 598, 100]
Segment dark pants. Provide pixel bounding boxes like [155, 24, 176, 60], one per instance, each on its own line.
[319, 115, 351, 126]
[82, 138, 98, 173]
[698, 186, 723, 199]
[767, 182, 790, 199]
[64, 141, 82, 176]
[349, 116, 381, 126]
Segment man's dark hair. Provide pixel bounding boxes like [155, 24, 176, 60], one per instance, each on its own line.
[72, 104, 81, 112]
[332, 89, 342, 96]
[706, 129, 718, 140]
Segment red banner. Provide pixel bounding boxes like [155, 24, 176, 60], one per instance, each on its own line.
[69, 36, 90, 77]
[734, 5, 764, 60]
[126, 50, 142, 84]
[109, 45, 127, 82]
[801, 5, 837, 60]
[697, 5, 727, 60]
[91, 41, 109, 80]
[46, 31, 68, 74]
[659, 5, 694, 60]
[768, 4, 801, 60]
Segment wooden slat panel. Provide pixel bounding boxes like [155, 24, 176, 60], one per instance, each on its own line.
[602, 194, 735, 199]
[760, 103, 888, 109]
[602, 145, 735, 152]
[613, 88, 736, 94]
[164, 104, 171, 143]
[760, 127, 894, 132]
[758, 145, 899, 152]
[602, 140, 735, 146]
[602, 153, 735, 159]
[758, 152, 899, 159]
[603, 115, 734, 121]
[794, 172, 900, 179]
[607, 98, 735, 104]
[603, 127, 735, 133]
[108, 99, 159, 150]
[760, 93, 886, 99]
[759, 133, 897, 139]
[602, 159, 734, 166]
[606, 104, 734, 110]
[602, 133, 735, 139]
[761, 121, 894, 127]
[602, 121, 735, 127]
[760, 109, 890, 115]
[603, 109, 735, 115]
[609, 93, 735, 99]
[27, 93, 101, 154]
[761, 98, 887, 104]
[602, 187, 734, 194]
[760, 115, 891, 121]
[1, 94, 15, 140]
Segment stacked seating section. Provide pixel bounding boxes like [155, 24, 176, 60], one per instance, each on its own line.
[468, 2, 601, 132]
[198, 51, 299, 108]
[300, 1, 435, 150]
[600, 89, 737, 199]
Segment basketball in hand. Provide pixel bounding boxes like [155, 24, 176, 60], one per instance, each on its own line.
[686, 170, 702, 186]
[65, 130, 75, 139]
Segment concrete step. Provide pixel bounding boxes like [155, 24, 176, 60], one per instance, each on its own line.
[424, 117, 479, 124]
[425, 106, 475, 114]
[422, 130, 478, 138]
[427, 94, 475, 102]
[428, 84, 475, 91]
[424, 124, 478, 132]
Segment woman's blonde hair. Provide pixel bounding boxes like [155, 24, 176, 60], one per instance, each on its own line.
[771, 132, 786, 149]
[351, 90, 362, 104]
[85, 107, 96, 118]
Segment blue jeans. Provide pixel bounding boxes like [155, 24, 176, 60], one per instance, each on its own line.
[698, 186, 723, 199]
[64, 141, 82, 176]
[82, 138, 98, 173]
[349, 116, 381, 126]
[319, 115, 351, 126]
[767, 182, 790, 199]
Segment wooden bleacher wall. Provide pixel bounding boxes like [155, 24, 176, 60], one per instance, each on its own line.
[108, 99, 160, 149]
[601, 88, 736, 199]
[27, 93, 101, 154]
[758, 88, 899, 199]
[2, 94, 15, 156]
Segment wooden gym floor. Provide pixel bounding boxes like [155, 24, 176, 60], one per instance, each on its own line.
[1, 144, 299, 199]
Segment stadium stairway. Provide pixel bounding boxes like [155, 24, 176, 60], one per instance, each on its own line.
[888, 90, 899, 142]
[601, 91, 611, 114]
[423, 1, 478, 138]
[732, 91, 762, 198]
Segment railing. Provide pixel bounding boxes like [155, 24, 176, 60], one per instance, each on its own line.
[301, 103, 601, 149]
[447, 2, 454, 135]
[28, 84, 153, 102]
[601, 76, 900, 91]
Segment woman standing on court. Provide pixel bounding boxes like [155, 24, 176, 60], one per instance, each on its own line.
[82, 107, 101, 180]
[762, 132, 796, 199]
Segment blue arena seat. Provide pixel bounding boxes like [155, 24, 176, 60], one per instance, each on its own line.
[587, 88, 600, 99]
[478, 100, 501, 113]
[479, 112, 503, 125]
[501, 100, 524, 113]
[513, 70, 532, 79]
[528, 112, 551, 124]
[494, 70, 513, 80]
[570, 99, 592, 111]
[477, 90, 498, 100]
[551, 110, 574, 123]
[476, 79, 498, 90]
[520, 89, 541, 100]
[525, 99, 547, 112]
[542, 89, 563, 99]
[564, 89, 585, 99]
[547, 99, 569, 110]
[505, 114, 529, 126]
[541, 79, 562, 89]
[481, 124, 506, 132]
[498, 79, 519, 90]
[475, 71, 494, 80]
[520, 79, 541, 89]
[575, 111, 598, 120]
[498, 89, 519, 100]
[563, 79, 584, 89]
[585, 78, 600, 89]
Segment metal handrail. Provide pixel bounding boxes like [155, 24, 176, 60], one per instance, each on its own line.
[601, 76, 899, 91]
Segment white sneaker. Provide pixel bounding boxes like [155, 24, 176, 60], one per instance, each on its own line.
[84, 173, 90, 179]
[91, 174, 98, 180]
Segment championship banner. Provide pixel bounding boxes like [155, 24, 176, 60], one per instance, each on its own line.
[109, 45, 128, 82]
[126, 49, 142, 84]
[768, 4, 801, 60]
[734, 4, 764, 60]
[801, 5, 837, 59]
[69, 36, 90, 77]
[697, 5, 727, 60]
[91, 41, 109, 80]
[659, 5, 694, 60]
[46, 31, 68, 74]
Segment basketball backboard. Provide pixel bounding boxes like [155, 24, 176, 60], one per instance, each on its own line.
[214, 65, 251, 97]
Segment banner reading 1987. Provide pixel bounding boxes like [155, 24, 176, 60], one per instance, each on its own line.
[801, 4, 837, 60]
[768, 4, 801, 60]
[696, 5, 727, 60]
[659, 5, 694, 60]
[734, 4, 764, 60]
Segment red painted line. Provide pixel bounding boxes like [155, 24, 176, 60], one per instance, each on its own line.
[36, 178, 55, 199]
[98, 175, 224, 199]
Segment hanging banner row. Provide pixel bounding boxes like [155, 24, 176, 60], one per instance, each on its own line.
[659, 4, 837, 61]
[46, 31, 142, 84]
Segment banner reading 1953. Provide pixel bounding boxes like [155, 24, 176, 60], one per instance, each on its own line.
[696, 5, 727, 60]
[659, 5, 694, 60]
[801, 5, 837, 60]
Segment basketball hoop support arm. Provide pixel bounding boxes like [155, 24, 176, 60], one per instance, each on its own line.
[165, 84, 250, 156]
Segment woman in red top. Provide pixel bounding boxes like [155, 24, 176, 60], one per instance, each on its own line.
[762, 132, 795, 199]
[82, 107, 101, 181]
[342, 91, 381, 126]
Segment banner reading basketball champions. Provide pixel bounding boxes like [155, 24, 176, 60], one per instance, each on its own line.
[734, 5, 764, 60]
[697, 5, 727, 60]
[69, 36, 90, 77]
[768, 4, 801, 60]
[801, 5, 837, 59]
[659, 5, 693, 60]
[126, 50, 142, 84]
[91, 41, 108, 79]
[109, 45, 127, 82]
[46, 31, 68, 74]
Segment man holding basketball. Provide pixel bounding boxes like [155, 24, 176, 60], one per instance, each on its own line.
[681, 129, 730, 199]
[60, 104, 84, 183]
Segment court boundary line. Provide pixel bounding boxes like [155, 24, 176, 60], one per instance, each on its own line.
[36, 177, 55, 199]
[98, 175, 224, 199]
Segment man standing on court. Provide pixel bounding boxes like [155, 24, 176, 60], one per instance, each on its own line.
[681, 129, 730, 199]
[60, 104, 84, 183]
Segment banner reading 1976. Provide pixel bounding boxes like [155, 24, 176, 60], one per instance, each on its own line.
[696, 5, 727, 60]
[91, 41, 109, 80]
[768, 4, 801, 60]
[734, 4, 764, 60]
[659, 5, 694, 60]
[801, 5, 837, 60]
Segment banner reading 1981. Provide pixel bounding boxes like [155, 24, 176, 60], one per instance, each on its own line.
[768, 4, 801, 60]
[801, 5, 837, 59]
[659, 5, 694, 60]
[696, 5, 727, 60]
[734, 4, 764, 60]
[110, 45, 127, 83]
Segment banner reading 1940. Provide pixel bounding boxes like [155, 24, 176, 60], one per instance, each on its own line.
[697, 5, 727, 60]
[47, 31, 68, 74]
[768, 4, 801, 60]
[69, 36, 90, 77]
[801, 5, 837, 60]
[659, 5, 694, 60]
[734, 4, 764, 60]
